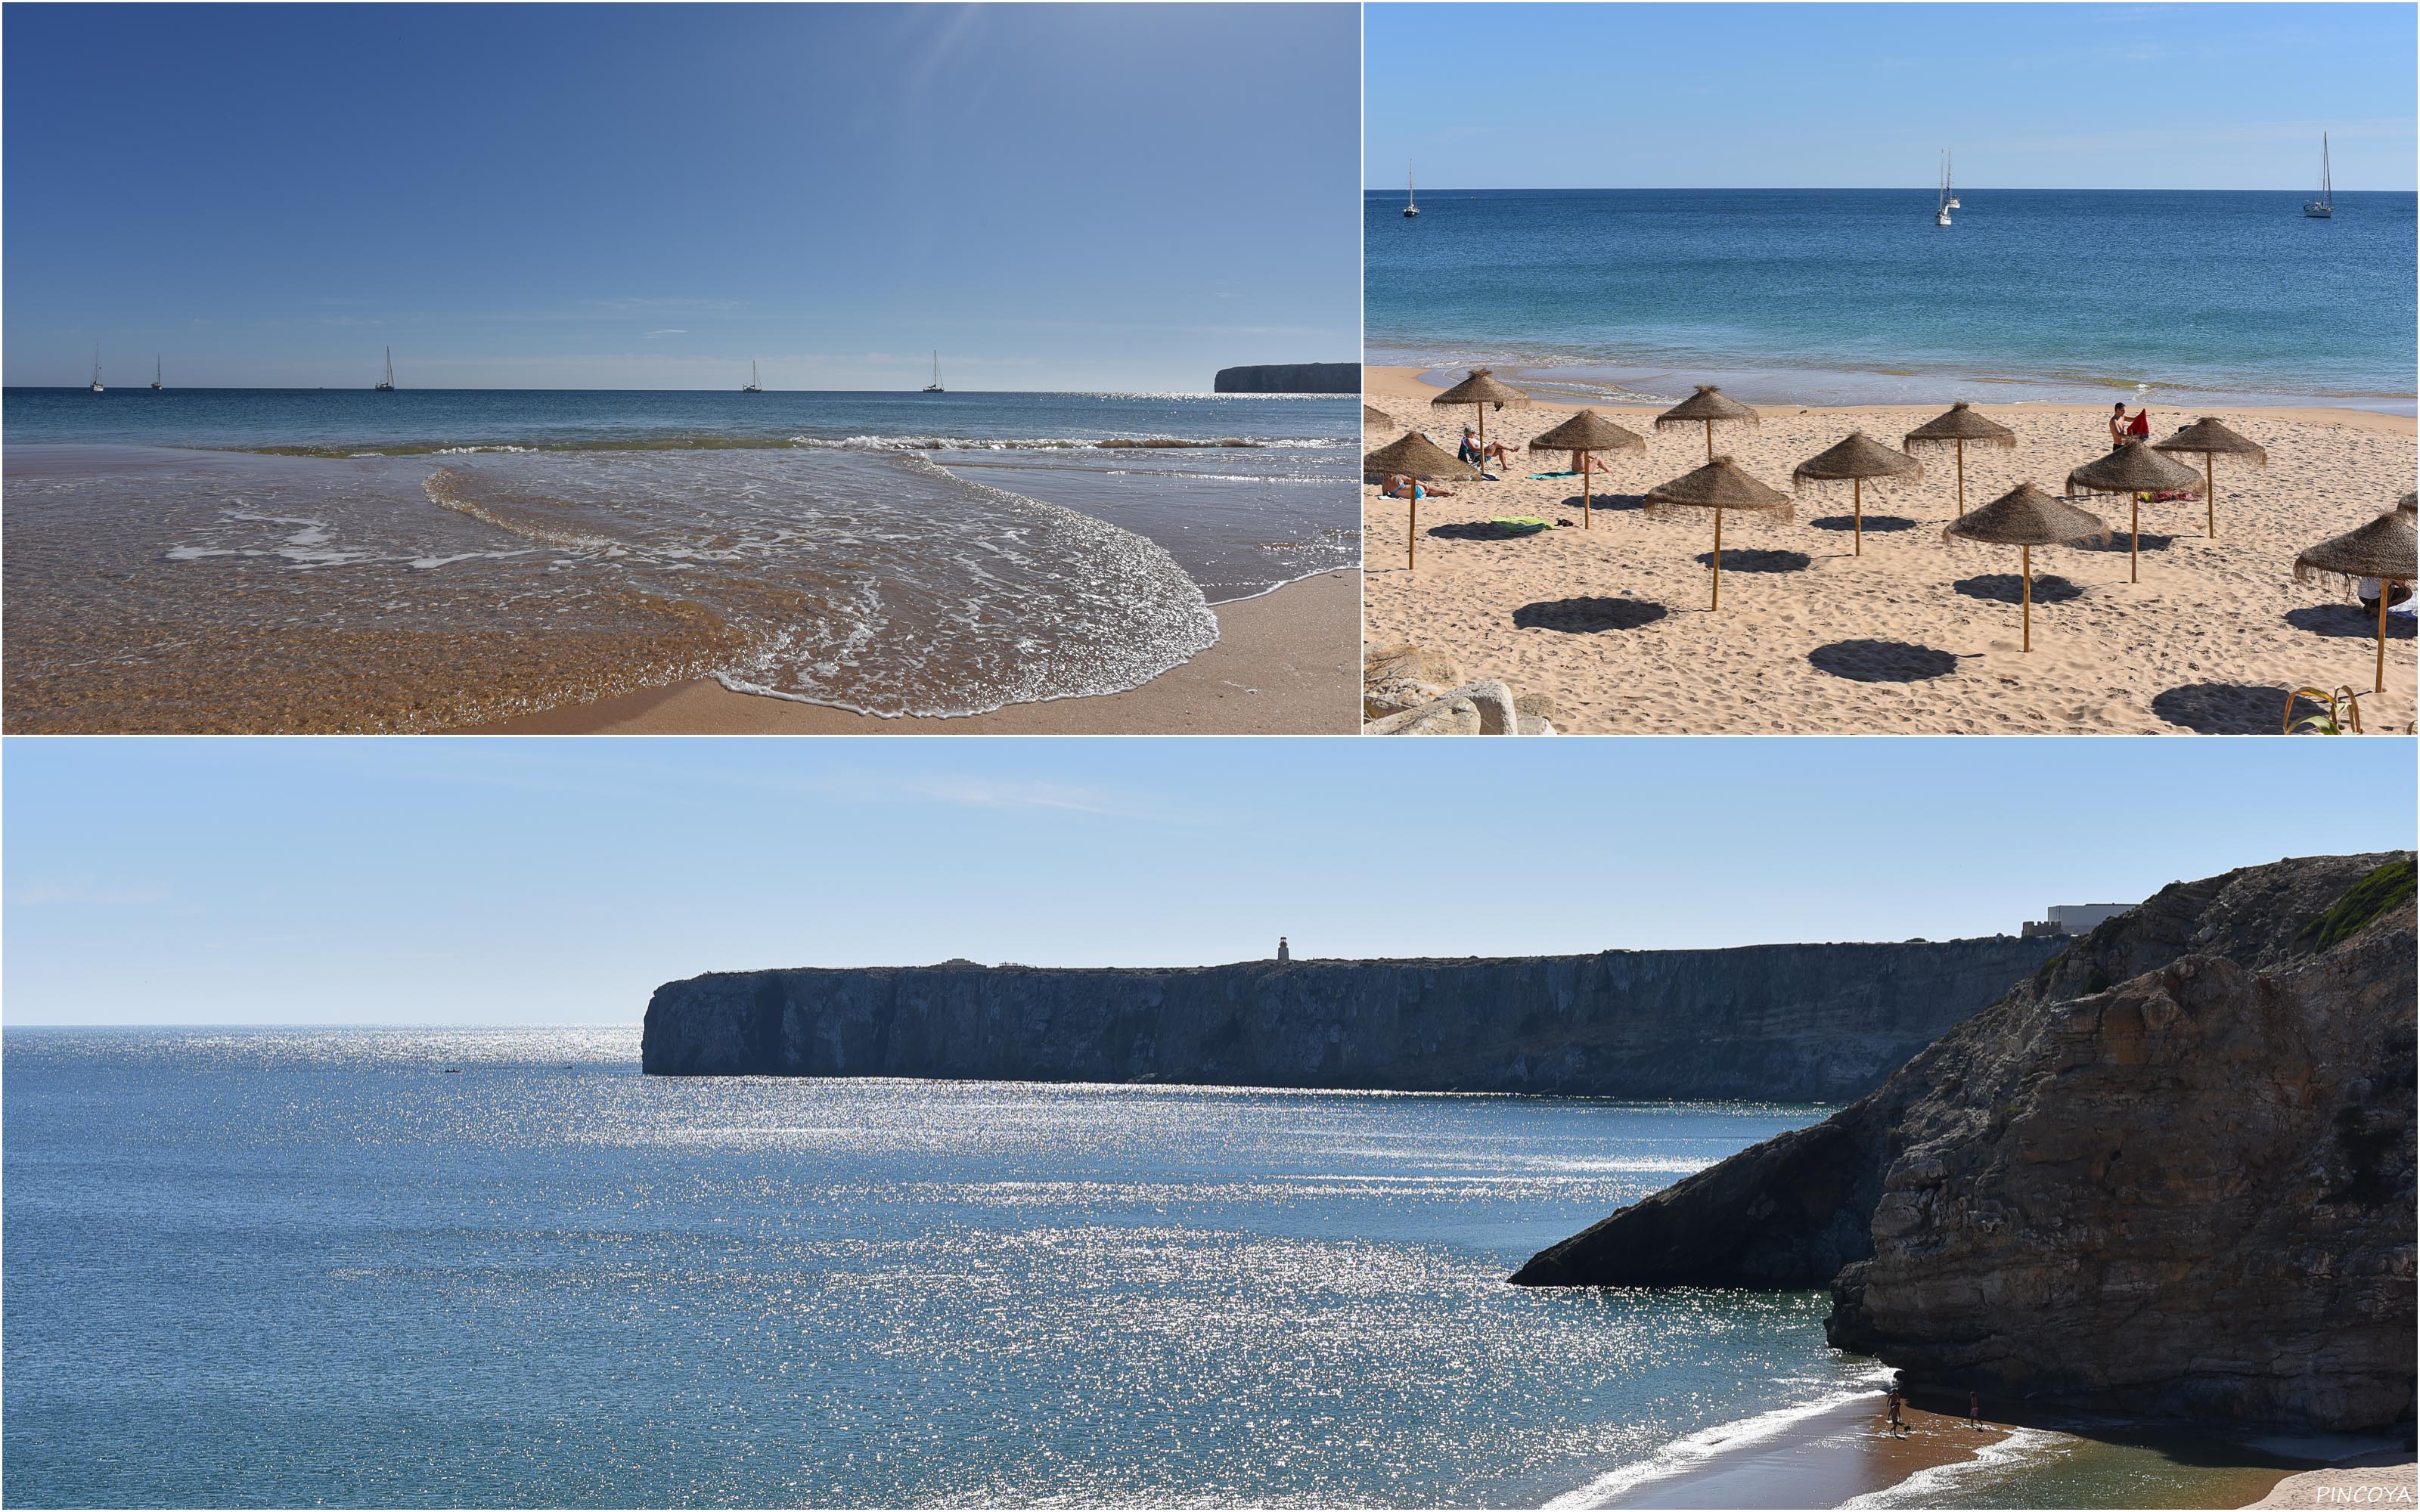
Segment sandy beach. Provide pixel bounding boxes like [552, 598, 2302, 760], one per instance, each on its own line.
[1365, 367, 2416, 734]
[464, 568, 1359, 734]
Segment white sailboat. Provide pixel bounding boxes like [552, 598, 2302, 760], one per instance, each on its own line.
[1934, 150, 1953, 227]
[742, 360, 762, 393]
[923, 351, 944, 392]
[90, 344, 104, 393]
[1403, 160, 1419, 218]
[2304, 133, 2334, 218]
[151, 355, 163, 391]
[374, 347, 396, 391]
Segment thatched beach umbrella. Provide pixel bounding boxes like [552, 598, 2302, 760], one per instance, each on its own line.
[1655, 386, 1758, 461]
[2295, 508, 2418, 695]
[1365, 430, 1478, 572]
[1903, 402, 2016, 516]
[1364, 403, 1391, 426]
[1792, 432, 1922, 557]
[1430, 369, 1528, 479]
[2065, 440, 2203, 584]
[1943, 484, 2108, 652]
[1643, 455, 1794, 611]
[2397, 491, 2415, 516]
[1528, 411, 1646, 530]
[2153, 418, 2267, 539]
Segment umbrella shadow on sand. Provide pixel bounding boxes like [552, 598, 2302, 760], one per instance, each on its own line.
[1807, 640, 1963, 683]
[1512, 596, 1671, 633]
[1956, 573, 2083, 606]
[2285, 604, 2417, 642]
[2071, 529, 2177, 557]
[1690, 548, 1810, 573]
[1559, 491, 1649, 514]
[1808, 514, 1919, 535]
[2154, 682, 2322, 734]
[1430, 521, 1557, 542]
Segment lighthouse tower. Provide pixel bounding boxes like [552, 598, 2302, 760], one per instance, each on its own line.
[1277, 936, 1291, 962]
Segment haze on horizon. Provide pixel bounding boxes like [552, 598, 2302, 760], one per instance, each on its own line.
[5, 739, 2411, 1026]
[1367, 2, 2417, 192]
[2, 4, 1358, 392]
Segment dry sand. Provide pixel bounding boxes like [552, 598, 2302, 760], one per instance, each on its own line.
[464, 568, 1360, 735]
[1365, 367, 2416, 734]
[2244, 1454, 2418, 1508]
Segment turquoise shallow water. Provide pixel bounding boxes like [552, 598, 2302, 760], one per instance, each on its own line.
[2, 1029, 1861, 1508]
[1367, 189, 2417, 411]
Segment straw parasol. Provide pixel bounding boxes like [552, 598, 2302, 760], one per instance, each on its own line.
[1643, 455, 1793, 610]
[1430, 369, 1528, 480]
[1903, 403, 2016, 516]
[1943, 484, 2108, 652]
[2397, 491, 2415, 516]
[2153, 418, 2267, 538]
[2065, 440, 2203, 584]
[1365, 430, 1478, 572]
[1792, 432, 1922, 557]
[2294, 507, 2418, 695]
[1528, 411, 1646, 530]
[1364, 404, 1391, 426]
[1655, 386, 1758, 461]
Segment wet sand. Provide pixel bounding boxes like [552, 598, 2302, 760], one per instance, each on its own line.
[1599, 1396, 2015, 1509]
[1365, 367, 2417, 735]
[464, 569, 1360, 734]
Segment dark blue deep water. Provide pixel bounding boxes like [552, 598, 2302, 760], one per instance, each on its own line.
[1366, 189, 2417, 410]
[2, 1029, 1859, 1508]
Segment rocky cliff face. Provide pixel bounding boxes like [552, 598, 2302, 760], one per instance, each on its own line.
[641, 934, 2063, 1102]
[1512, 852, 2416, 1433]
[1212, 362, 1359, 394]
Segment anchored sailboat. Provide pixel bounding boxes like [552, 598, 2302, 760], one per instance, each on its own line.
[742, 361, 762, 393]
[1934, 150, 1953, 227]
[90, 344, 104, 393]
[1403, 160, 1419, 218]
[1945, 150, 1959, 209]
[374, 347, 396, 391]
[2304, 133, 2334, 218]
[152, 355, 163, 392]
[923, 351, 944, 392]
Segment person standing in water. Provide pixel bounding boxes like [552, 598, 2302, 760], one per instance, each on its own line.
[1969, 1390, 1983, 1430]
[1885, 1387, 1906, 1436]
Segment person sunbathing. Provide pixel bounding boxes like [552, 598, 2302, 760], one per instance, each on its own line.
[1478, 438, 1514, 469]
[1380, 473, 1453, 500]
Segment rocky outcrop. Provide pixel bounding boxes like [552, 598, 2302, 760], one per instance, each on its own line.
[643, 934, 2065, 1101]
[1512, 852, 2417, 1433]
[1212, 362, 1358, 394]
[1364, 643, 1559, 733]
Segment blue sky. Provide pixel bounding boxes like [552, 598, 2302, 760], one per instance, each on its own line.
[1368, 3, 2418, 191]
[3, 4, 1358, 391]
[5, 737, 2411, 1025]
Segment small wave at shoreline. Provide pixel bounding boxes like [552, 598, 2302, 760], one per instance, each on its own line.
[234, 433, 1343, 459]
[1544, 1368, 1894, 1509]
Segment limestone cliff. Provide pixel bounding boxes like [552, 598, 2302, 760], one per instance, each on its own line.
[641, 934, 2063, 1101]
[1212, 362, 1359, 394]
[1512, 852, 2417, 1433]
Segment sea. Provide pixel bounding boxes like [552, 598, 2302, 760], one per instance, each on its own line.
[0, 391, 1357, 732]
[1366, 189, 2418, 413]
[0, 1029, 2336, 1510]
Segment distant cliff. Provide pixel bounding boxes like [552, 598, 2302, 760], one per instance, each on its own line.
[1512, 852, 2416, 1434]
[641, 934, 2062, 1101]
[1213, 362, 1359, 394]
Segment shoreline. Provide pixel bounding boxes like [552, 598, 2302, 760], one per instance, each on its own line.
[461, 568, 1359, 734]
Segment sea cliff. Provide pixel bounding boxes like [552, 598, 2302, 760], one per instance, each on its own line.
[1212, 362, 1359, 394]
[641, 934, 2062, 1101]
[1512, 852, 2417, 1433]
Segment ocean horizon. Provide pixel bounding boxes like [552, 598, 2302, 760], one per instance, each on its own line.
[1366, 187, 2418, 413]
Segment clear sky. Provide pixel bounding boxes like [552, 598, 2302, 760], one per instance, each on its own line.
[5, 736, 2412, 1025]
[4, 3, 1358, 391]
[1367, 3, 2418, 191]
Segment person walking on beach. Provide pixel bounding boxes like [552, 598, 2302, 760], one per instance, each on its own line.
[1885, 1388, 1906, 1437]
[1969, 1391, 1982, 1430]
[2109, 402, 2130, 449]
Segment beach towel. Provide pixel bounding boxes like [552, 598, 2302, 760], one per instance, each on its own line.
[1489, 517, 1551, 535]
[1527, 469, 1581, 479]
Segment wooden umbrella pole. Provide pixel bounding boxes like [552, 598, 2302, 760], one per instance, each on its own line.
[2378, 581, 2391, 696]
[2204, 454, 2216, 538]
[2021, 544, 2032, 652]
[1476, 406, 1486, 478]
[1852, 476, 1863, 556]
[1711, 507, 1723, 611]
[1704, 419, 1714, 461]
[1956, 441, 1966, 515]
[1408, 493, 1418, 572]
[2130, 497, 2140, 584]
[1581, 451, 1592, 529]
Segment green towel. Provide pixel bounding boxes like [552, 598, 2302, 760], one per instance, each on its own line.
[1525, 470, 1580, 479]
[1491, 517, 1551, 534]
